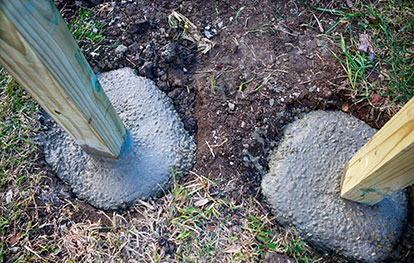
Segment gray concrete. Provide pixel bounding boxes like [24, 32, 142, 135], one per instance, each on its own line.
[43, 68, 195, 210]
[262, 111, 408, 263]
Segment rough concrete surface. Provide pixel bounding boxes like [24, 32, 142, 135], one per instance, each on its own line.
[43, 68, 195, 210]
[262, 111, 408, 263]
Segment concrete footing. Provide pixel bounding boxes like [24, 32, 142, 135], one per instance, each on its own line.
[262, 111, 407, 263]
[43, 68, 195, 210]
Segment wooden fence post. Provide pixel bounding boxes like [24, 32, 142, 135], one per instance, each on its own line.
[341, 97, 414, 205]
[0, 0, 126, 158]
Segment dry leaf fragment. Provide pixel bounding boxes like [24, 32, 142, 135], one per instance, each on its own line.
[10, 232, 21, 245]
[223, 244, 242, 253]
[358, 34, 372, 53]
[371, 93, 382, 104]
[168, 11, 215, 54]
[358, 33, 375, 61]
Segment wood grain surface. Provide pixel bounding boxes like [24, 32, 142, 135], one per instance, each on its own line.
[341, 97, 414, 204]
[0, 0, 126, 158]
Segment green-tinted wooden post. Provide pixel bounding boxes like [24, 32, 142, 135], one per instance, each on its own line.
[341, 97, 414, 204]
[0, 0, 126, 158]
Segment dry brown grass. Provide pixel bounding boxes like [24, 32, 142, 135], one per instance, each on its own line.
[54, 170, 321, 262]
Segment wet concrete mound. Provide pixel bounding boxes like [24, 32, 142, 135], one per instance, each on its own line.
[44, 68, 195, 210]
[262, 111, 407, 263]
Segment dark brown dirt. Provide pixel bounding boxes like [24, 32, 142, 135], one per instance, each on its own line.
[56, 0, 383, 192]
[46, 0, 414, 262]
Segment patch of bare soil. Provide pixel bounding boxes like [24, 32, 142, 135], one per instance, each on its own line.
[58, 0, 343, 192]
[23, 0, 410, 262]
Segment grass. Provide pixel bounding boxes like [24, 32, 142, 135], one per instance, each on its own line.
[234, 7, 245, 24]
[0, 68, 38, 188]
[245, 23, 274, 39]
[0, 68, 45, 262]
[299, 0, 414, 111]
[210, 75, 216, 91]
[67, 7, 106, 52]
[105, 170, 322, 263]
[167, 10, 214, 54]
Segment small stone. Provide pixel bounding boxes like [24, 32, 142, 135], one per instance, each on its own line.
[342, 104, 349, 112]
[228, 102, 235, 111]
[204, 27, 214, 39]
[169, 73, 183, 87]
[269, 98, 275, 106]
[161, 43, 176, 62]
[309, 86, 316, 92]
[139, 61, 154, 79]
[115, 44, 128, 55]
[157, 81, 171, 92]
[131, 54, 144, 66]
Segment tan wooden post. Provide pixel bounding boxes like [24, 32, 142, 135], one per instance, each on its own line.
[341, 97, 414, 205]
[0, 0, 126, 158]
